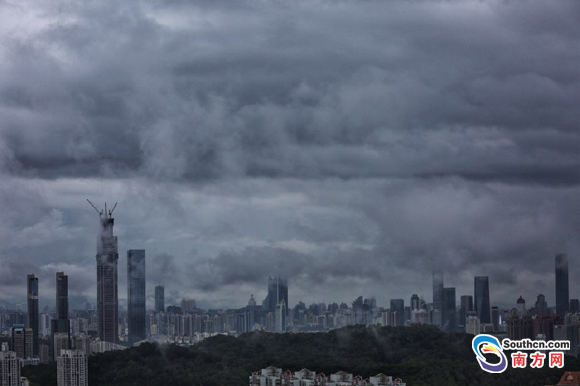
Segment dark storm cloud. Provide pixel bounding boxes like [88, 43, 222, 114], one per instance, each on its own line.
[0, 0, 579, 308]
[0, 0, 579, 184]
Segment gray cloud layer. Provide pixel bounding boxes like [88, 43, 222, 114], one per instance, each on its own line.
[0, 0, 579, 310]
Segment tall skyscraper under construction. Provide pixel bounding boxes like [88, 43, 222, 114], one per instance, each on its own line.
[88, 200, 119, 343]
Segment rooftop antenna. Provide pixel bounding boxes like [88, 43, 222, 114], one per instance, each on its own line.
[86, 199, 103, 217]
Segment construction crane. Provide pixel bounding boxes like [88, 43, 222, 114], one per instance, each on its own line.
[87, 199, 117, 218]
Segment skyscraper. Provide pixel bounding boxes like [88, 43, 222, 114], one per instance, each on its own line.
[410, 294, 420, 311]
[442, 287, 456, 332]
[57, 350, 88, 386]
[460, 295, 473, 328]
[390, 299, 405, 327]
[0, 350, 21, 386]
[432, 271, 444, 327]
[474, 276, 491, 324]
[535, 294, 548, 315]
[555, 253, 569, 318]
[26, 274, 39, 356]
[127, 250, 146, 344]
[263, 276, 288, 316]
[90, 201, 119, 343]
[155, 286, 165, 313]
[52, 272, 70, 338]
[10, 325, 33, 359]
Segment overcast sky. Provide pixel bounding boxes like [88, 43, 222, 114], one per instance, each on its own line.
[1, 0, 579, 311]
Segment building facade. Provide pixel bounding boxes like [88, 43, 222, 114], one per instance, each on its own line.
[155, 286, 164, 313]
[96, 210, 119, 343]
[57, 350, 88, 386]
[26, 275, 39, 357]
[127, 250, 146, 345]
[432, 271, 444, 328]
[474, 276, 491, 324]
[10, 326, 33, 360]
[0, 350, 21, 386]
[52, 272, 70, 339]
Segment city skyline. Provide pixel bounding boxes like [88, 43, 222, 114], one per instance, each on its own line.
[1, 0, 580, 312]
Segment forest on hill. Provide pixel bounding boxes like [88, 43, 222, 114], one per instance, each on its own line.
[22, 325, 580, 385]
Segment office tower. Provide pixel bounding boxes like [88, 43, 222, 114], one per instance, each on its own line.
[555, 253, 569, 318]
[474, 276, 491, 324]
[275, 300, 286, 332]
[248, 294, 257, 307]
[91, 202, 119, 343]
[460, 295, 473, 328]
[571, 299, 580, 313]
[442, 288, 456, 332]
[535, 294, 548, 315]
[432, 271, 444, 327]
[52, 272, 70, 339]
[0, 350, 21, 386]
[181, 299, 196, 314]
[26, 274, 39, 356]
[10, 325, 33, 359]
[57, 350, 88, 386]
[263, 276, 288, 316]
[127, 250, 146, 345]
[155, 286, 165, 313]
[390, 299, 404, 327]
[410, 294, 420, 311]
[53, 333, 69, 361]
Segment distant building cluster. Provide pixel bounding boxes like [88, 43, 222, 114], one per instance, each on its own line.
[2, 203, 580, 385]
[250, 367, 405, 386]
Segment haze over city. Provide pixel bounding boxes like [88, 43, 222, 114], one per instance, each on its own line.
[1, 0, 580, 312]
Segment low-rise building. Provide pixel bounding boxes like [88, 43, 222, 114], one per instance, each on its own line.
[249, 367, 406, 386]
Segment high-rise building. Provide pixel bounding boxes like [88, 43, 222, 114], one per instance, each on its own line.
[390, 299, 404, 327]
[571, 299, 580, 313]
[263, 276, 288, 316]
[410, 294, 420, 311]
[155, 286, 165, 313]
[535, 294, 548, 315]
[556, 253, 569, 318]
[93, 203, 119, 343]
[432, 271, 444, 327]
[0, 350, 21, 386]
[459, 295, 473, 328]
[442, 288, 456, 332]
[10, 325, 33, 359]
[474, 276, 491, 324]
[181, 299, 196, 314]
[516, 296, 526, 314]
[26, 274, 39, 356]
[127, 250, 146, 345]
[465, 315, 480, 335]
[52, 272, 70, 338]
[57, 350, 88, 386]
[275, 300, 286, 332]
[53, 333, 70, 361]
